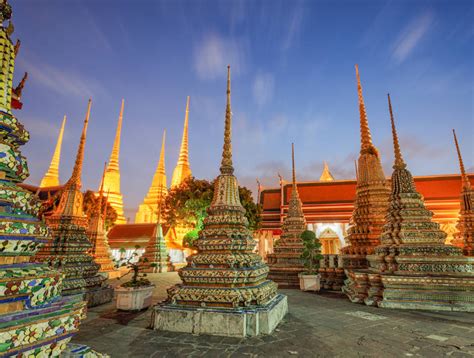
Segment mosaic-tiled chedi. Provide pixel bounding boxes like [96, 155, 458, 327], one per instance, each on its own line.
[87, 163, 116, 275]
[34, 99, 114, 308]
[267, 144, 307, 288]
[452, 130, 474, 256]
[341, 65, 390, 303]
[0, 3, 87, 356]
[155, 67, 286, 337]
[367, 95, 474, 311]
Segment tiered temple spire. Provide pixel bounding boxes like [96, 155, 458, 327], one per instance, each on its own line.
[171, 96, 192, 188]
[452, 129, 474, 256]
[40, 115, 66, 187]
[341, 65, 390, 303]
[319, 161, 335, 181]
[135, 129, 168, 223]
[87, 162, 116, 275]
[100, 99, 126, 223]
[267, 143, 307, 288]
[0, 3, 87, 355]
[153, 66, 286, 337]
[34, 99, 113, 307]
[364, 94, 474, 311]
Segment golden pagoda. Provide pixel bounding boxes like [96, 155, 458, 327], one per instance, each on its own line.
[452, 129, 474, 256]
[319, 161, 334, 181]
[135, 130, 168, 223]
[365, 94, 474, 311]
[35, 99, 113, 307]
[267, 143, 307, 288]
[39, 115, 66, 187]
[0, 3, 87, 355]
[100, 99, 126, 223]
[341, 65, 390, 303]
[171, 96, 192, 188]
[153, 66, 287, 337]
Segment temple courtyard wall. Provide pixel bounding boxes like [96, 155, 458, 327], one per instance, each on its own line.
[71, 272, 474, 357]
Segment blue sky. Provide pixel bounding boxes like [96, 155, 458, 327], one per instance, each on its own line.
[13, 0, 473, 220]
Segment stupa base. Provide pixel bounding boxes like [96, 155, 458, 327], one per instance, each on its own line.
[152, 294, 287, 337]
[85, 285, 114, 308]
[342, 269, 370, 303]
[379, 275, 474, 312]
[268, 268, 303, 289]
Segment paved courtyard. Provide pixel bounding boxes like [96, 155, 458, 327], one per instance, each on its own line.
[71, 273, 474, 357]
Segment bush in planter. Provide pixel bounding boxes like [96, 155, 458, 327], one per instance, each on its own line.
[117, 246, 155, 288]
[300, 230, 323, 274]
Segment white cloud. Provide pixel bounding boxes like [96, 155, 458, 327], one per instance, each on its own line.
[392, 10, 434, 64]
[18, 56, 107, 99]
[193, 33, 246, 80]
[282, 3, 304, 51]
[252, 72, 275, 106]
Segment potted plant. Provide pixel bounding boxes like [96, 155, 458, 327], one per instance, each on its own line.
[299, 230, 323, 291]
[115, 247, 156, 311]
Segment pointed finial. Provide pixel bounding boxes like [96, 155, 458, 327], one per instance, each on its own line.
[40, 115, 67, 187]
[453, 129, 471, 189]
[103, 190, 110, 221]
[108, 98, 124, 171]
[67, 98, 92, 188]
[388, 94, 406, 169]
[97, 161, 107, 211]
[354, 160, 359, 181]
[12, 72, 28, 99]
[291, 143, 296, 187]
[171, 96, 192, 187]
[220, 65, 233, 174]
[355, 65, 373, 151]
[14, 39, 20, 56]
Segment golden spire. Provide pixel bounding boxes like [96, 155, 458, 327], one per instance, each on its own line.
[388, 94, 406, 169]
[171, 96, 192, 187]
[355, 65, 374, 152]
[66, 98, 91, 188]
[453, 129, 471, 190]
[40, 115, 66, 187]
[220, 65, 233, 174]
[319, 161, 335, 182]
[135, 130, 167, 223]
[108, 98, 124, 172]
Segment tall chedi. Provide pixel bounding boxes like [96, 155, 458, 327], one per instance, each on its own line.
[87, 162, 116, 276]
[366, 94, 474, 311]
[171, 96, 192, 188]
[35, 99, 114, 308]
[341, 65, 390, 303]
[267, 143, 307, 288]
[39, 115, 66, 187]
[452, 130, 474, 256]
[153, 66, 287, 337]
[135, 130, 168, 223]
[100, 99, 126, 223]
[0, 3, 87, 356]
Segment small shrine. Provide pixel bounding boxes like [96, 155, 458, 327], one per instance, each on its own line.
[153, 66, 287, 337]
[267, 143, 307, 288]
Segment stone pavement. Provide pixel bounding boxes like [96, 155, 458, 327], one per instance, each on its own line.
[71, 272, 474, 357]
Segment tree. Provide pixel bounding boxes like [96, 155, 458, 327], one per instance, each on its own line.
[300, 230, 323, 274]
[83, 190, 117, 230]
[163, 177, 261, 246]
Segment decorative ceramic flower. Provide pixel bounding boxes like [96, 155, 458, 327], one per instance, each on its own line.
[5, 280, 21, 295]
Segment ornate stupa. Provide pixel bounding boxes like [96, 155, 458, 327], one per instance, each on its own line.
[153, 67, 287, 337]
[267, 143, 307, 288]
[367, 94, 474, 311]
[39, 115, 66, 188]
[87, 162, 116, 275]
[34, 99, 113, 307]
[171, 96, 192, 188]
[341, 65, 390, 303]
[138, 187, 170, 273]
[135, 130, 168, 223]
[452, 130, 474, 256]
[319, 161, 334, 181]
[100, 99, 126, 223]
[0, 3, 87, 355]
